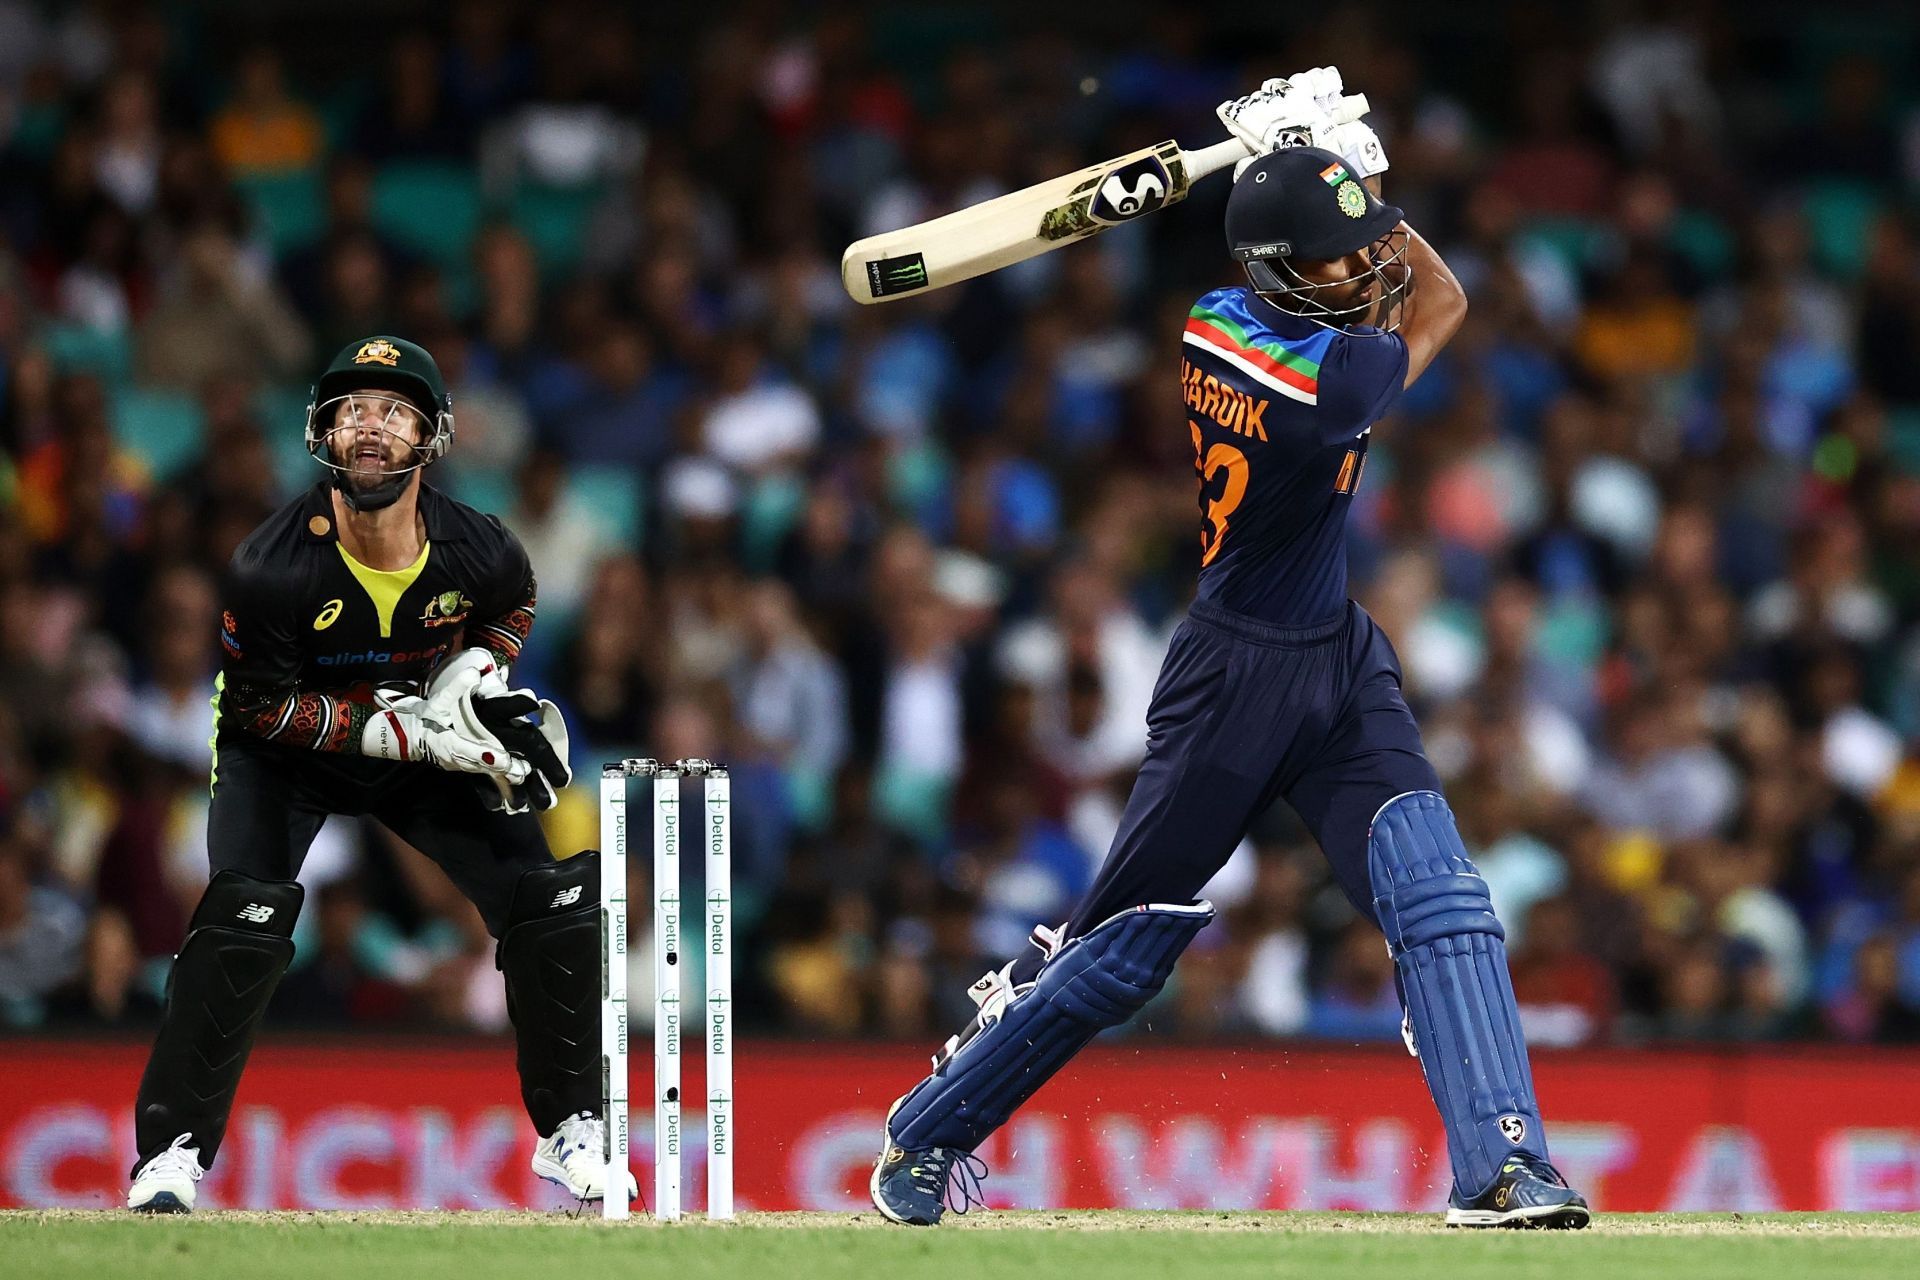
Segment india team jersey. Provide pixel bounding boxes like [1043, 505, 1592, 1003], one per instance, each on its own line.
[1180, 286, 1410, 624]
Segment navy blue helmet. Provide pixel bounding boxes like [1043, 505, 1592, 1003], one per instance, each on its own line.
[1224, 146, 1412, 331]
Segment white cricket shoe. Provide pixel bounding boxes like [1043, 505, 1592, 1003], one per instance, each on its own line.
[531, 1112, 638, 1203]
[128, 1133, 203, 1213]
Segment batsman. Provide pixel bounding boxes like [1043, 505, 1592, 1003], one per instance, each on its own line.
[126, 336, 631, 1211]
[871, 71, 1590, 1229]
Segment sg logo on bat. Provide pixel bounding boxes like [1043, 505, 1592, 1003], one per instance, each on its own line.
[1089, 156, 1171, 223]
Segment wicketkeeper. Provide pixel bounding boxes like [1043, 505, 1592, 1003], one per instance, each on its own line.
[127, 336, 631, 1212]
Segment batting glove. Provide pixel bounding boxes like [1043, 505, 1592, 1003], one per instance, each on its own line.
[1284, 66, 1347, 117]
[1320, 119, 1389, 179]
[1217, 80, 1324, 157]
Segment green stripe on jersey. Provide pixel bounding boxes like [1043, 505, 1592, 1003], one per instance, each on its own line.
[1187, 306, 1324, 378]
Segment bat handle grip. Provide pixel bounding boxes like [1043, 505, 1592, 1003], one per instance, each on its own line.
[1185, 138, 1255, 182]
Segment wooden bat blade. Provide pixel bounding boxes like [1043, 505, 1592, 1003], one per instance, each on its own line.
[841, 140, 1201, 304]
[839, 93, 1369, 305]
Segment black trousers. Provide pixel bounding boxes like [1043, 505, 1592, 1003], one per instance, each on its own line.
[209, 735, 553, 935]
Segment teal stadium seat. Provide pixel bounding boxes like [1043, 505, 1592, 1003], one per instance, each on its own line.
[235, 170, 326, 256]
[112, 388, 206, 480]
[254, 384, 317, 495]
[441, 464, 515, 517]
[566, 466, 643, 546]
[1515, 217, 1605, 277]
[1803, 181, 1883, 281]
[510, 182, 603, 277]
[44, 323, 133, 387]
[372, 162, 484, 268]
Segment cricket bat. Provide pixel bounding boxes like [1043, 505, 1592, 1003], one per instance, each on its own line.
[842, 94, 1368, 304]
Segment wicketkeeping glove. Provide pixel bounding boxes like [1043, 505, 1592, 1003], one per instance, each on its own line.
[471, 689, 572, 813]
[362, 688, 530, 782]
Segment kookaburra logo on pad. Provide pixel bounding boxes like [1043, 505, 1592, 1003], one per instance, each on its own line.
[1499, 1115, 1527, 1144]
[1089, 157, 1170, 224]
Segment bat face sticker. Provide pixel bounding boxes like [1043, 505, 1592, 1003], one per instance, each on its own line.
[1089, 156, 1171, 223]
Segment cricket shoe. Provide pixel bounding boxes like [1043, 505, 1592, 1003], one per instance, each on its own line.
[1446, 1154, 1590, 1229]
[868, 1099, 988, 1227]
[128, 1133, 203, 1213]
[531, 1112, 638, 1204]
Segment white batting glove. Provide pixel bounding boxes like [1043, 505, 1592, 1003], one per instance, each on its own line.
[363, 689, 530, 782]
[1285, 66, 1346, 117]
[1217, 81, 1324, 157]
[1321, 119, 1389, 178]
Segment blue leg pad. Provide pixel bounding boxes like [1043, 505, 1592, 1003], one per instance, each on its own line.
[1370, 791, 1546, 1196]
[889, 902, 1214, 1152]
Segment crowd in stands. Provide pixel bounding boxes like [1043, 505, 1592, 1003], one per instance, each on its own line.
[4, 1, 1920, 1047]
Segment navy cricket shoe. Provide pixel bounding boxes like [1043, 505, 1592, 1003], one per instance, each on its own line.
[868, 1103, 989, 1227]
[1446, 1154, 1591, 1229]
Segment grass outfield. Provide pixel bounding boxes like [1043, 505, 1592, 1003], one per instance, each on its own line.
[6, 1210, 1918, 1280]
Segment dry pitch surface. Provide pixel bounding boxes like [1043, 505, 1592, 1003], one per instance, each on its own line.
[6, 1209, 1917, 1280]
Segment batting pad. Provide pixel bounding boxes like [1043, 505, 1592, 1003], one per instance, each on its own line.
[889, 902, 1214, 1152]
[1369, 790, 1545, 1197]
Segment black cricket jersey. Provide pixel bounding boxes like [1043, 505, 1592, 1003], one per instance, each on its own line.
[214, 481, 537, 755]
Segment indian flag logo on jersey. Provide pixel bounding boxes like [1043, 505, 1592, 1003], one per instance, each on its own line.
[1319, 161, 1349, 187]
[1183, 304, 1321, 405]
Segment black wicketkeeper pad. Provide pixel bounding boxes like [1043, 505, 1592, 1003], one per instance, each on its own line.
[498, 852, 602, 1136]
[132, 871, 304, 1173]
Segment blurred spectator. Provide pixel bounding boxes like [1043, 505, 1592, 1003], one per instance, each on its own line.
[0, 832, 87, 1027]
[209, 46, 322, 177]
[136, 220, 310, 388]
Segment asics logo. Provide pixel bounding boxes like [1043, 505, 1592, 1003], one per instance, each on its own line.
[237, 904, 275, 923]
[313, 599, 343, 630]
[550, 886, 583, 909]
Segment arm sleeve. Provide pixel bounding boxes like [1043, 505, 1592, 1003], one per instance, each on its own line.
[217, 548, 373, 753]
[466, 521, 538, 668]
[1314, 330, 1410, 446]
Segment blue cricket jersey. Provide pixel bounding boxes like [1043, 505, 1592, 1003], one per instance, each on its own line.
[1180, 286, 1410, 624]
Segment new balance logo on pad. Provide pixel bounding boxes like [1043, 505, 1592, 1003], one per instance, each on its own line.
[550, 886, 583, 909]
[236, 904, 275, 924]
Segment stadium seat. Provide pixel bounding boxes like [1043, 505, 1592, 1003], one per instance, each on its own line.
[566, 466, 644, 547]
[112, 388, 207, 480]
[440, 464, 515, 517]
[235, 170, 327, 256]
[510, 182, 603, 276]
[1515, 217, 1604, 277]
[44, 323, 133, 387]
[741, 473, 803, 570]
[371, 161, 485, 268]
[252, 384, 319, 494]
[1803, 181, 1883, 281]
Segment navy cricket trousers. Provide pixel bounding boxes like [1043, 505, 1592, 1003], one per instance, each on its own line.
[1063, 597, 1440, 939]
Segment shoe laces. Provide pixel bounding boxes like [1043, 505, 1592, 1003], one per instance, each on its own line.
[554, 1111, 606, 1161]
[145, 1133, 204, 1183]
[906, 1148, 990, 1216]
[1506, 1153, 1568, 1187]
